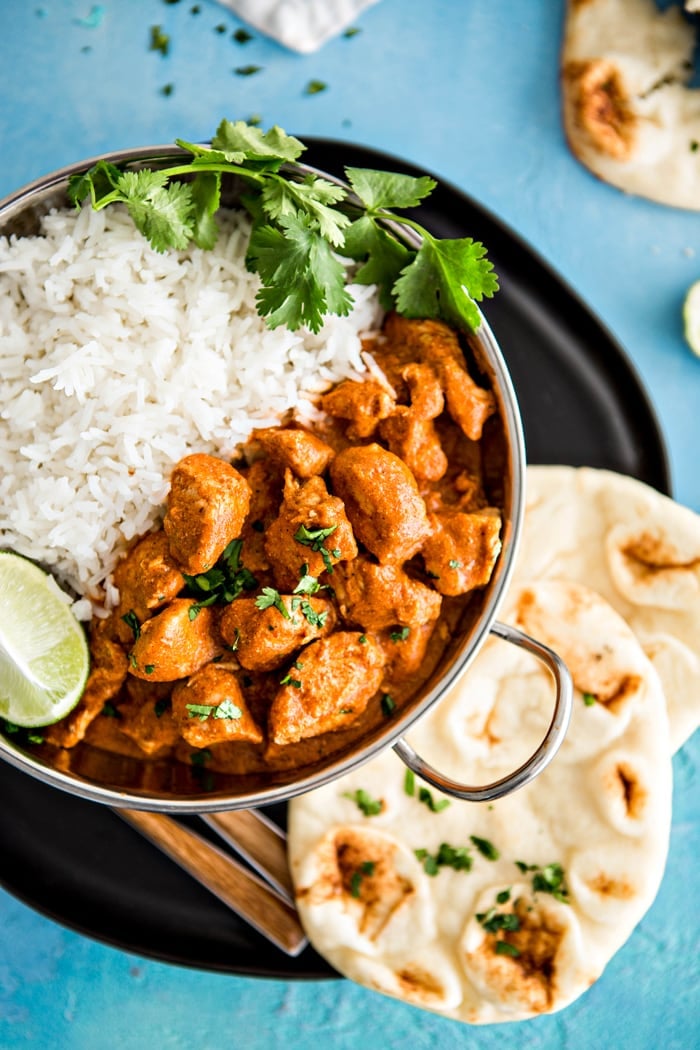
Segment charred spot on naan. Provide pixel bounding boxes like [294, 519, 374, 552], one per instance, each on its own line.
[461, 887, 587, 1017]
[595, 751, 651, 829]
[606, 525, 700, 609]
[295, 827, 417, 941]
[563, 58, 638, 161]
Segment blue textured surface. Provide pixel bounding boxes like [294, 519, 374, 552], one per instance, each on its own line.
[0, 1, 698, 1047]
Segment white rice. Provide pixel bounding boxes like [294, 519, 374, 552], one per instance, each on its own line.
[0, 205, 383, 617]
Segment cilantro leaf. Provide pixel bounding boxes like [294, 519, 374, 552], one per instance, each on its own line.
[249, 214, 352, 333]
[343, 789, 383, 816]
[254, 586, 291, 620]
[394, 235, 499, 332]
[210, 119, 305, 166]
[342, 215, 412, 308]
[345, 168, 436, 211]
[261, 175, 349, 246]
[116, 171, 195, 252]
[190, 172, 221, 249]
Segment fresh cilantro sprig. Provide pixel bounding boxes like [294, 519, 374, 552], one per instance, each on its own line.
[68, 119, 498, 334]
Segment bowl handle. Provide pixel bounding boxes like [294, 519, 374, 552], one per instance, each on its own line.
[392, 621, 573, 803]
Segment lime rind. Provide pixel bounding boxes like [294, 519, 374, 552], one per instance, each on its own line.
[683, 280, 700, 357]
[0, 552, 89, 728]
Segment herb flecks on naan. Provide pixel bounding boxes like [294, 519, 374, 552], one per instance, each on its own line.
[289, 580, 672, 1024]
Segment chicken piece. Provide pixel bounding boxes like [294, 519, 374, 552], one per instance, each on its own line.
[333, 557, 441, 631]
[113, 530, 185, 639]
[220, 594, 336, 672]
[237, 458, 284, 575]
[422, 510, 502, 596]
[379, 620, 439, 684]
[383, 313, 496, 441]
[329, 443, 430, 564]
[269, 631, 385, 745]
[264, 472, 358, 590]
[379, 363, 447, 482]
[164, 453, 251, 575]
[172, 664, 263, 748]
[320, 378, 396, 440]
[44, 615, 128, 748]
[128, 599, 221, 681]
[250, 427, 335, 478]
[116, 684, 181, 757]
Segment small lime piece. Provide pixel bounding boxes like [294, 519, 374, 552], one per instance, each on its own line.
[0, 552, 89, 727]
[682, 279, 700, 356]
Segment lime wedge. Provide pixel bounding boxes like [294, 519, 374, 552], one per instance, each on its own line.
[0, 552, 89, 727]
[683, 279, 700, 356]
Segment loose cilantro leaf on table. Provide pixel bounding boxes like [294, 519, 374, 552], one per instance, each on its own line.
[68, 119, 498, 333]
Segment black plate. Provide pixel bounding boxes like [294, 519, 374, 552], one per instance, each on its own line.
[0, 140, 671, 980]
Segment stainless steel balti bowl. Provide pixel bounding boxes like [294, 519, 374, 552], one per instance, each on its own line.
[0, 147, 572, 812]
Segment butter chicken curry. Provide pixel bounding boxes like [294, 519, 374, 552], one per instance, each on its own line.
[43, 314, 505, 784]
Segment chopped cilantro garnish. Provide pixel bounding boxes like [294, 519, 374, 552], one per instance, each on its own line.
[514, 860, 539, 873]
[190, 748, 212, 766]
[495, 940, 521, 957]
[255, 586, 291, 620]
[68, 119, 498, 334]
[235, 65, 262, 76]
[470, 835, 500, 861]
[359, 634, 367, 644]
[26, 732, 44, 745]
[496, 888, 512, 904]
[121, 609, 141, 639]
[149, 25, 170, 56]
[185, 700, 242, 721]
[305, 80, 327, 95]
[582, 692, 597, 707]
[154, 698, 170, 718]
[293, 570, 322, 595]
[343, 788, 383, 816]
[531, 862, 570, 903]
[415, 842, 472, 875]
[380, 693, 396, 716]
[161, 84, 174, 97]
[343, 27, 361, 38]
[404, 768, 415, 796]
[294, 523, 340, 573]
[234, 28, 253, 43]
[101, 701, 121, 719]
[390, 626, 410, 642]
[476, 907, 521, 935]
[349, 860, 375, 898]
[280, 674, 302, 689]
[448, 559, 461, 569]
[184, 538, 257, 612]
[418, 786, 451, 813]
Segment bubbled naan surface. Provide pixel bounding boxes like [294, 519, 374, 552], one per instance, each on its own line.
[516, 466, 700, 752]
[289, 580, 672, 1024]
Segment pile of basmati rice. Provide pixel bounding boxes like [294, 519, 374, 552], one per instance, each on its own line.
[0, 204, 383, 618]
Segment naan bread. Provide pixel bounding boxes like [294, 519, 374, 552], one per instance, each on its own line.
[289, 580, 672, 1024]
[516, 466, 700, 752]
[561, 0, 700, 209]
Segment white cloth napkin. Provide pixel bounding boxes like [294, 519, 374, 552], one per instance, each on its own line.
[217, 0, 380, 53]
